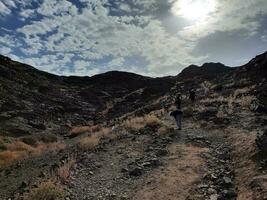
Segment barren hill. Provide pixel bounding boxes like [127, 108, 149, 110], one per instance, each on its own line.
[0, 52, 266, 200]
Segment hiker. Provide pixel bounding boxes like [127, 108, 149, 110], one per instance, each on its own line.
[175, 93, 181, 109]
[170, 94, 183, 130]
[170, 109, 183, 130]
[189, 89, 196, 103]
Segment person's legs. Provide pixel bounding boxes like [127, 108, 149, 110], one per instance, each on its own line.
[175, 114, 182, 130]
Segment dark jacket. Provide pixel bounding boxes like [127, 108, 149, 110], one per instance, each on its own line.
[170, 110, 183, 118]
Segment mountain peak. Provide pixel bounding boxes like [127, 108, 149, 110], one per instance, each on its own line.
[178, 62, 232, 79]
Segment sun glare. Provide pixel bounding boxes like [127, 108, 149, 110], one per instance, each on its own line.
[172, 0, 216, 21]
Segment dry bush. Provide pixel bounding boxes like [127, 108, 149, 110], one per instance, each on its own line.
[58, 158, 75, 183]
[200, 96, 228, 104]
[96, 127, 112, 138]
[24, 180, 65, 200]
[7, 141, 34, 152]
[77, 126, 113, 150]
[157, 126, 169, 135]
[233, 86, 255, 99]
[227, 86, 256, 113]
[0, 140, 66, 167]
[78, 135, 100, 150]
[70, 125, 100, 136]
[0, 151, 19, 166]
[239, 95, 256, 107]
[201, 81, 212, 95]
[216, 105, 227, 118]
[124, 114, 161, 130]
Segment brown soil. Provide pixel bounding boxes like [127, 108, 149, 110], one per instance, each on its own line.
[133, 144, 208, 200]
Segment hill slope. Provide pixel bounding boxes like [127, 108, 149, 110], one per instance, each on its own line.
[0, 52, 266, 199]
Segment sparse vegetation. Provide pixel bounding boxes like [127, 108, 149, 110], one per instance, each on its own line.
[0, 140, 66, 167]
[157, 126, 170, 135]
[58, 157, 76, 183]
[70, 125, 100, 137]
[123, 114, 161, 130]
[78, 135, 100, 150]
[77, 126, 112, 150]
[24, 180, 65, 200]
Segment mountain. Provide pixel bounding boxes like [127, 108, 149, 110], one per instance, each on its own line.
[0, 52, 267, 199]
[0, 55, 176, 137]
[178, 62, 233, 79]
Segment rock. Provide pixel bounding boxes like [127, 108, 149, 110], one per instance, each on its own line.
[221, 189, 237, 198]
[149, 158, 160, 167]
[121, 167, 129, 173]
[208, 188, 217, 195]
[256, 130, 267, 152]
[198, 184, 209, 189]
[222, 176, 233, 186]
[129, 167, 143, 176]
[1, 117, 32, 136]
[156, 148, 168, 156]
[120, 194, 128, 200]
[28, 120, 46, 130]
[210, 194, 218, 200]
[249, 175, 267, 189]
[141, 162, 152, 167]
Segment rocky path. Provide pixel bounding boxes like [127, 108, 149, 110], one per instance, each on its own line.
[66, 120, 237, 200]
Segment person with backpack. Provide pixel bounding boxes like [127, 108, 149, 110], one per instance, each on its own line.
[189, 89, 196, 103]
[170, 94, 183, 130]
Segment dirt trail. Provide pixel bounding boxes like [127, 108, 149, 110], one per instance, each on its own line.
[65, 119, 237, 200]
[133, 144, 208, 200]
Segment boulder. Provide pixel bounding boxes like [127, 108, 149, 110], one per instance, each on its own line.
[129, 166, 143, 176]
[256, 130, 267, 152]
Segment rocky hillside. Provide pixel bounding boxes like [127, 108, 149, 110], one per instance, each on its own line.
[0, 51, 266, 200]
[0, 55, 175, 137]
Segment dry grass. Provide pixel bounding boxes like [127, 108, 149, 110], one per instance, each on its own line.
[58, 158, 76, 183]
[227, 128, 258, 200]
[123, 114, 161, 130]
[157, 126, 169, 135]
[200, 96, 228, 104]
[77, 126, 112, 151]
[24, 180, 65, 200]
[233, 85, 255, 99]
[133, 144, 208, 200]
[239, 95, 256, 107]
[78, 135, 100, 150]
[0, 141, 66, 167]
[216, 105, 228, 118]
[70, 125, 100, 136]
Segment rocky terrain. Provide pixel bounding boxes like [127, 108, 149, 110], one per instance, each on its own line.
[0, 51, 266, 200]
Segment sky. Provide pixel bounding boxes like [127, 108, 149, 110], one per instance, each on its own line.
[0, 0, 267, 77]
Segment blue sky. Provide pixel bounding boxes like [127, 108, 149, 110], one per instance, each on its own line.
[0, 0, 267, 76]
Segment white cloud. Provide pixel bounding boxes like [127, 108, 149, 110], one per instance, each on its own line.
[261, 35, 267, 42]
[0, 46, 12, 55]
[0, 2, 11, 16]
[176, 0, 267, 40]
[1, 0, 266, 76]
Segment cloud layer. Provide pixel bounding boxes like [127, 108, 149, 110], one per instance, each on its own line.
[0, 0, 266, 76]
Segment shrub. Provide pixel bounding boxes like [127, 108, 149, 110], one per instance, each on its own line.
[24, 180, 65, 200]
[0, 140, 66, 167]
[124, 114, 161, 131]
[21, 136, 38, 146]
[70, 125, 100, 137]
[39, 134, 58, 143]
[0, 143, 7, 151]
[0, 150, 19, 166]
[157, 126, 169, 135]
[78, 135, 100, 150]
[58, 158, 75, 183]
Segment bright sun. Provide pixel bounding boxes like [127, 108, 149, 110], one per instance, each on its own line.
[172, 0, 216, 21]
